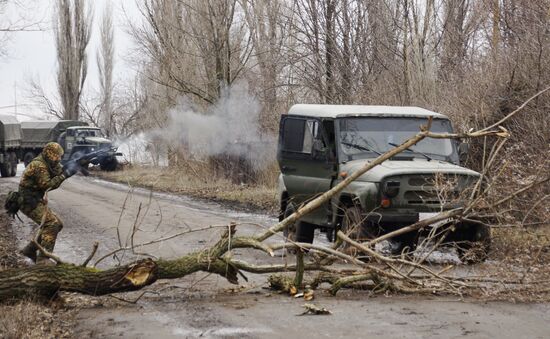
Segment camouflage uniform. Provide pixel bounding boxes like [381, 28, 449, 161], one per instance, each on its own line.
[19, 142, 66, 262]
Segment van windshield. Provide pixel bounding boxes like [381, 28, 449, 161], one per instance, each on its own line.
[338, 117, 458, 163]
[75, 128, 101, 137]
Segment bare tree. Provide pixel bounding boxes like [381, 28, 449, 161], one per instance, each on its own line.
[55, 0, 92, 121]
[241, 0, 288, 130]
[97, 2, 115, 136]
[0, 0, 44, 58]
[27, 77, 63, 119]
[132, 0, 250, 106]
[0, 0, 13, 58]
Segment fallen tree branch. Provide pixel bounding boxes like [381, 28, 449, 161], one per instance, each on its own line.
[31, 240, 64, 265]
[328, 273, 378, 295]
[364, 209, 463, 247]
[81, 242, 99, 267]
[0, 259, 158, 301]
[338, 231, 466, 290]
[93, 224, 229, 266]
[225, 258, 331, 274]
[0, 248, 241, 301]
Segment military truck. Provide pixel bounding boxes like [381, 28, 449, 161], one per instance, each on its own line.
[0, 115, 21, 177]
[277, 104, 489, 263]
[21, 120, 119, 171]
[20, 120, 87, 165]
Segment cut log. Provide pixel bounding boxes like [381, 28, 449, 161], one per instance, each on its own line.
[0, 259, 157, 301]
[0, 254, 238, 302]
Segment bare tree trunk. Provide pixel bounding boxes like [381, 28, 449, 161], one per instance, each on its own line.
[339, 0, 352, 104]
[324, 0, 335, 103]
[97, 2, 115, 136]
[491, 0, 500, 56]
[440, 0, 468, 80]
[55, 0, 92, 121]
[402, 0, 411, 105]
[241, 0, 284, 131]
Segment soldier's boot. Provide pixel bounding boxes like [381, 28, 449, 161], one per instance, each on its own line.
[20, 242, 38, 262]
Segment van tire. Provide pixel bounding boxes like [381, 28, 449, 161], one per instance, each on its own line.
[341, 206, 368, 241]
[456, 224, 491, 264]
[100, 158, 118, 171]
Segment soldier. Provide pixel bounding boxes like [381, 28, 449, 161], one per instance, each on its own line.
[19, 142, 77, 265]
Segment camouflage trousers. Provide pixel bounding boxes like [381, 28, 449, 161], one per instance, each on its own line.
[20, 201, 63, 256]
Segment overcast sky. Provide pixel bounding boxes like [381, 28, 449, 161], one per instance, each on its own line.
[0, 0, 141, 120]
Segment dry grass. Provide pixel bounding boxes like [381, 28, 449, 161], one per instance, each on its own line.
[94, 164, 279, 213]
[476, 226, 550, 302]
[0, 215, 18, 270]
[492, 227, 550, 262]
[0, 301, 73, 339]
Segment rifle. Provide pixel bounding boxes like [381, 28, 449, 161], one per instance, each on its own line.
[63, 146, 121, 176]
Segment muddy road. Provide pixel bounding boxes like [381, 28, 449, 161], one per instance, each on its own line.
[1, 168, 549, 338]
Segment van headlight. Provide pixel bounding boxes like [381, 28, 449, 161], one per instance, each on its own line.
[383, 181, 400, 198]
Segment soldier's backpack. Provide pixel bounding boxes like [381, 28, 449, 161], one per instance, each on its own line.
[4, 191, 21, 218]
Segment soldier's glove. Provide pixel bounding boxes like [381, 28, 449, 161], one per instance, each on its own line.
[62, 163, 78, 178]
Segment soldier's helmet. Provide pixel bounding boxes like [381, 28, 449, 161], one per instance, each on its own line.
[42, 142, 64, 163]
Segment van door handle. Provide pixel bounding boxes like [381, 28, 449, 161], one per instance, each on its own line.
[282, 166, 296, 172]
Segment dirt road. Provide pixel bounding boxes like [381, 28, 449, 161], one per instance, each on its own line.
[2, 169, 549, 338]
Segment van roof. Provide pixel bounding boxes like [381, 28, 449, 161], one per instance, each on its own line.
[287, 104, 448, 119]
[67, 126, 100, 129]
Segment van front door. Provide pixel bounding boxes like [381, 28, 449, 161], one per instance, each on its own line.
[277, 116, 336, 225]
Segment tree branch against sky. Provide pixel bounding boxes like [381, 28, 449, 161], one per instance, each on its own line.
[0, 0, 44, 59]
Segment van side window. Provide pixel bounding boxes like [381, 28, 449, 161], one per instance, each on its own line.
[282, 118, 318, 154]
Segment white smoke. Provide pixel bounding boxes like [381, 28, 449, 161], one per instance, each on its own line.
[117, 83, 277, 168]
[114, 133, 158, 165]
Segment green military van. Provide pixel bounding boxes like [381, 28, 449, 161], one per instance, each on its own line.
[277, 104, 489, 263]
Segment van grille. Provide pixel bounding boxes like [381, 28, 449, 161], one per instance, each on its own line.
[387, 174, 472, 207]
